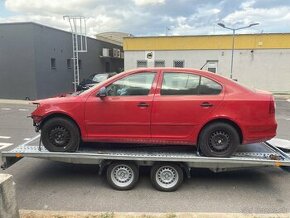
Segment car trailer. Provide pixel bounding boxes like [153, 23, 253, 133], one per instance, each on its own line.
[1, 135, 290, 192]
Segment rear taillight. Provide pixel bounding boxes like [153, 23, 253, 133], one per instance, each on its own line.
[269, 99, 275, 114]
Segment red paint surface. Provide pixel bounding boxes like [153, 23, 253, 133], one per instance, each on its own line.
[32, 68, 277, 146]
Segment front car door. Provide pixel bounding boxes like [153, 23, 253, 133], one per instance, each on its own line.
[84, 71, 157, 142]
[151, 70, 224, 144]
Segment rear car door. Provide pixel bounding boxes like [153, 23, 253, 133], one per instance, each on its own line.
[151, 71, 224, 143]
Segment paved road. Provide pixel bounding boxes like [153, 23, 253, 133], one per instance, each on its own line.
[0, 99, 290, 213]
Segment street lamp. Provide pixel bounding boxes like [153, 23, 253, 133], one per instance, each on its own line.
[217, 22, 259, 79]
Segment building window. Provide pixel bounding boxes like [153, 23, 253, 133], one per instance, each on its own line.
[173, 60, 184, 68]
[207, 68, 216, 73]
[137, 60, 147, 68]
[78, 59, 82, 69]
[50, 58, 56, 70]
[67, 59, 72, 69]
[154, 60, 165, 67]
[207, 60, 218, 73]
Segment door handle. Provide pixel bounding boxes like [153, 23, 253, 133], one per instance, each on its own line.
[200, 102, 213, 107]
[137, 102, 149, 107]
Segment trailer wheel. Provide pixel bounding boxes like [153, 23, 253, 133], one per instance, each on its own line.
[150, 163, 183, 192]
[198, 122, 239, 157]
[41, 117, 80, 152]
[106, 162, 139, 190]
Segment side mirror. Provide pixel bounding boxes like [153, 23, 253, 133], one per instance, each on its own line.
[97, 87, 107, 98]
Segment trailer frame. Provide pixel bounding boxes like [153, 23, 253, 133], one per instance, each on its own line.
[1, 135, 290, 191]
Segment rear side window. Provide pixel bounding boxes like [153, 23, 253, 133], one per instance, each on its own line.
[199, 77, 222, 95]
[161, 72, 222, 95]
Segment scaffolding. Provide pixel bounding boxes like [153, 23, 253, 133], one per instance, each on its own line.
[64, 16, 88, 91]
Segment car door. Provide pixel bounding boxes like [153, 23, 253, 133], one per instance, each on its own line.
[151, 71, 224, 143]
[84, 71, 157, 141]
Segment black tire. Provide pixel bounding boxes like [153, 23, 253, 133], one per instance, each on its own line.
[106, 162, 139, 190]
[41, 117, 80, 152]
[198, 122, 239, 157]
[150, 163, 183, 192]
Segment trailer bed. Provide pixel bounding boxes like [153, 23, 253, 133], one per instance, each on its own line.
[1, 135, 290, 172]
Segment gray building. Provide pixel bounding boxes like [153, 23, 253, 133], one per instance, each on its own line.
[0, 22, 123, 100]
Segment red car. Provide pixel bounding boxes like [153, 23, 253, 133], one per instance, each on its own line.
[31, 68, 277, 157]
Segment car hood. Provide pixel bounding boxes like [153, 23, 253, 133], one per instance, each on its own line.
[32, 95, 79, 105]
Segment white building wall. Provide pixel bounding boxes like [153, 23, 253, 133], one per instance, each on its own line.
[124, 49, 290, 93]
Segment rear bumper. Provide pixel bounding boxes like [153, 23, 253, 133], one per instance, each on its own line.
[242, 122, 277, 144]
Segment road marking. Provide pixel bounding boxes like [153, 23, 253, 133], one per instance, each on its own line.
[0, 142, 13, 146]
[18, 108, 29, 111]
[23, 138, 31, 141]
[287, 99, 290, 102]
[1, 108, 11, 110]
[19, 135, 40, 147]
[286, 118, 290, 121]
[0, 136, 11, 139]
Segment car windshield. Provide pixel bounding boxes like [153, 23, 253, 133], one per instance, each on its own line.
[92, 74, 109, 83]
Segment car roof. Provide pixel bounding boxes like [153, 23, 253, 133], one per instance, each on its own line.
[134, 67, 225, 79]
[132, 67, 248, 89]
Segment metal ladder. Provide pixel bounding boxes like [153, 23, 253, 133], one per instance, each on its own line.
[64, 16, 88, 92]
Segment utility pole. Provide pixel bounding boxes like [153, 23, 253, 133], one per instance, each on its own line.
[217, 22, 259, 79]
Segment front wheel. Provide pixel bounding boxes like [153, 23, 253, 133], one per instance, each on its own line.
[41, 117, 80, 152]
[198, 122, 240, 157]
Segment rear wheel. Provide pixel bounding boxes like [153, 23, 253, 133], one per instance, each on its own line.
[150, 163, 183, 192]
[106, 162, 139, 190]
[41, 117, 80, 152]
[198, 122, 239, 157]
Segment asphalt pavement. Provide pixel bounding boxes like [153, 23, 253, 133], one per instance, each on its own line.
[0, 99, 290, 213]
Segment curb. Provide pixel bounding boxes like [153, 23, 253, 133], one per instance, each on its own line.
[19, 210, 290, 218]
[274, 95, 290, 100]
[0, 99, 32, 105]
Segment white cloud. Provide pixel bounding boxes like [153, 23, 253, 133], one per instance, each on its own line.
[1, 0, 290, 36]
[223, 6, 290, 26]
[5, 0, 96, 15]
[132, 0, 165, 6]
[240, 0, 256, 10]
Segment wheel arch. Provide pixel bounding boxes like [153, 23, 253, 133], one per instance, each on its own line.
[198, 118, 243, 144]
[40, 113, 82, 138]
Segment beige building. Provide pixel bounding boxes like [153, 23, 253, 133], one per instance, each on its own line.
[123, 34, 290, 93]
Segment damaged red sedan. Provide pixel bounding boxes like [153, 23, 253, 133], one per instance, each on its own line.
[31, 68, 277, 157]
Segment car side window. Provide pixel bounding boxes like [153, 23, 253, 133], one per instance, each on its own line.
[161, 73, 200, 95]
[106, 72, 156, 96]
[161, 72, 222, 95]
[199, 76, 222, 95]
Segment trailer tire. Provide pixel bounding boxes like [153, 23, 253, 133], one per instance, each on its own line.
[106, 162, 139, 190]
[150, 163, 183, 192]
[41, 117, 80, 152]
[198, 122, 239, 157]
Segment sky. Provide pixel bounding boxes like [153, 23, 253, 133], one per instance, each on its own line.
[0, 0, 289, 37]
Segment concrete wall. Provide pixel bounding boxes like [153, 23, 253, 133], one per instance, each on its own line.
[0, 23, 37, 99]
[124, 49, 290, 93]
[0, 174, 19, 218]
[32, 23, 123, 99]
[32, 24, 74, 99]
